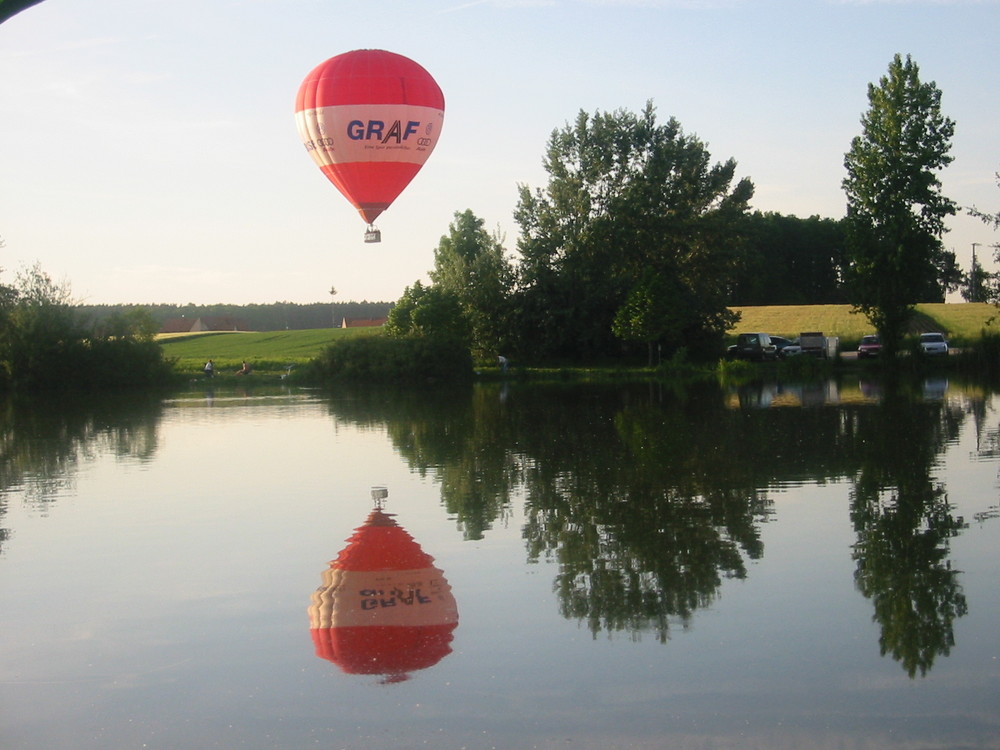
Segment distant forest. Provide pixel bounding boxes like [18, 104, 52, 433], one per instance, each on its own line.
[75, 301, 394, 332]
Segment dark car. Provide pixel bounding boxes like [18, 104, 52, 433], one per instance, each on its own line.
[769, 336, 799, 358]
[857, 335, 881, 359]
[727, 332, 778, 361]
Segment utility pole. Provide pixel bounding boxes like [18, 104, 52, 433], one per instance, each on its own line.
[971, 243, 981, 302]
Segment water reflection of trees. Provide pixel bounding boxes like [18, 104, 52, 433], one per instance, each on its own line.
[0, 393, 164, 553]
[335, 382, 785, 640]
[325, 385, 517, 540]
[849, 386, 968, 677]
[330, 379, 974, 671]
[516, 383, 774, 641]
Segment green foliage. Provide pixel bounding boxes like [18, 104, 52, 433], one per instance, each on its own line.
[305, 334, 473, 384]
[95, 307, 160, 341]
[0, 264, 173, 391]
[385, 281, 470, 345]
[965, 172, 1000, 305]
[429, 210, 514, 357]
[843, 54, 959, 357]
[849, 386, 967, 677]
[954, 330, 1000, 379]
[732, 212, 848, 305]
[514, 101, 752, 362]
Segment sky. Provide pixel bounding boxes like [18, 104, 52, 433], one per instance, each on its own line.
[1, 0, 998, 305]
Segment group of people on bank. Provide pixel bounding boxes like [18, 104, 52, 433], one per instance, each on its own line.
[203, 360, 252, 378]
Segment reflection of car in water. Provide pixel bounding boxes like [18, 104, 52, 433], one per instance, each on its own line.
[735, 382, 778, 408]
[857, 335, 882, 359]
[730, 380, 840, 408]
[859, 379, 883, 401]
[922, 378, 949, 401]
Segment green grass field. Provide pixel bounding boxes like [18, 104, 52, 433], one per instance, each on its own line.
[158, 303, 1000, 375]
[158, 326, 379, 375]
[729, 303, 1000, 346]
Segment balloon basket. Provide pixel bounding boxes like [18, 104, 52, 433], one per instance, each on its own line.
[364, 227, 381, 243]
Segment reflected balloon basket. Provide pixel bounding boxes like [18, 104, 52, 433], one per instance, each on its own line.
[308, 488, 459, 682]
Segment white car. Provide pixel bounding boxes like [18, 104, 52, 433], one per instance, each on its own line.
[919, 332, 949, 356]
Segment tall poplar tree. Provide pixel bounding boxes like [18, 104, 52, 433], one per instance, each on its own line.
[843, 54, 958, 357]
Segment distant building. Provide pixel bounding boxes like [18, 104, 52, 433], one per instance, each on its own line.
[340, 317, 387, 329]
[160, 316, 249, 333]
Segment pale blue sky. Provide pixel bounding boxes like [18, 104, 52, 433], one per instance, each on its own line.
[1, 0, 998, 304]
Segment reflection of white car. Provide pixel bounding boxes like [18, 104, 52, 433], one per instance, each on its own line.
[919, 332, 949, 356]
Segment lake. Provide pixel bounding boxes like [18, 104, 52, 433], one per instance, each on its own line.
[1, 377, 999, 750]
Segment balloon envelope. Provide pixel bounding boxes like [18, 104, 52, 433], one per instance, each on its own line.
[295, 49, 445, 225]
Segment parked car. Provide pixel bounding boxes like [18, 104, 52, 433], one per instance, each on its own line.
[857, 335, 882, 359]
[769, 336, 795, 356]
[770, 336, 803, 358]
[919, 332, 949, 356]
[727, 332, 778, 361]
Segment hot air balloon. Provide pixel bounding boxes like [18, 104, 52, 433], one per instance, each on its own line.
[308, 487, 459, 683]
[294, 50, 445, 243]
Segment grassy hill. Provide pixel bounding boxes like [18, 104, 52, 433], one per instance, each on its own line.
[158, 327, 379, 375]
[729, 303, 1000, 346]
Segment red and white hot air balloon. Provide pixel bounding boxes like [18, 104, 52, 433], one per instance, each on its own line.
[294, 49, 445, 243]
[308, 488, 459, 682]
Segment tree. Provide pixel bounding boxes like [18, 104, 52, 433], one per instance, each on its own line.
[0, 264, 81, 388]
[429, 210, 514, 358]
[843, 54, 958, 357]
[384, 281, 469, 344]
[0, 264, 173, 391]
[514, 102, 753, 362]
[959, 246, 994, 303]
[730, 212, 847, 305]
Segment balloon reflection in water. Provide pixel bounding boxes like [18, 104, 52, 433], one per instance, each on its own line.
[308, 488, 459, 683]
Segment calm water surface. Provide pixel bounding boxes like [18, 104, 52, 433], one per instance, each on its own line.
[1, 379, 998, 750]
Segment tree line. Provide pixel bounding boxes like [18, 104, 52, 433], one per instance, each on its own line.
[75, 301, 394, 333]
[383, 54, 994, 367]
